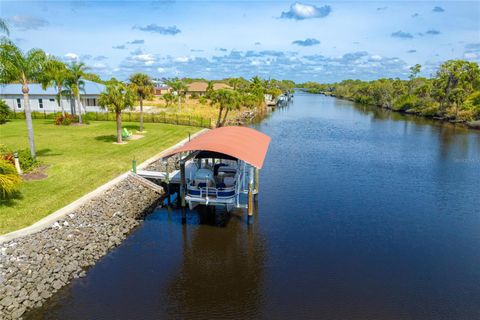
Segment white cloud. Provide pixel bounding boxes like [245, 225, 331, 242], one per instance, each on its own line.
[8, 15, 49, 30]
[89, 62, 108, 70]
[64, 53, 79, 61]
[133, 53, 155, 63]
[174, 56, 191, 63]
[280, 2, 331, 20]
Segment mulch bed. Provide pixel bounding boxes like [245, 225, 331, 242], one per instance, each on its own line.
[22, 165, 49, 181]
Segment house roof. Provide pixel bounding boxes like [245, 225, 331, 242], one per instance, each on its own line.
[187, 82, 208, 92]
[0, 80, 106, 96]
[213, 83, 230, 90]
[162, 126, 271, 169]
[186, 82, 231, 92]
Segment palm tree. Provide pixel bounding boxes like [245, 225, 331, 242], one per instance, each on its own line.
[250, 76, 266, 107]
[66, 61, 87, 123]
[0, 40, 46, 159]
[41, 57, 69, 116]
[165, 78, 187, 111]
[0, 18, 9, 36]
[206, 80, 214, 98]
[129, 73, 154, 132]
[210, 89, 241, 127]
[98, 80, 136, 144]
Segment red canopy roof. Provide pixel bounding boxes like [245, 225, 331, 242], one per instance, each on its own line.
[163, 126, 271, 169]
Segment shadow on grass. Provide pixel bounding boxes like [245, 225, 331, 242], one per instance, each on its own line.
[0, 192, 24, 208]
[37, 148, 62, 157]
[124, 125, 140, 131]
[95, 135, 117, 143]
[95, 125, 141, 143]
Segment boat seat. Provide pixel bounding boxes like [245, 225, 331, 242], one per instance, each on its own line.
[214, 163, 227, 176]
[224, 177, 235, 187]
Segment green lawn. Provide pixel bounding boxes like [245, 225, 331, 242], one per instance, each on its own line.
[0, 119, 199, 234]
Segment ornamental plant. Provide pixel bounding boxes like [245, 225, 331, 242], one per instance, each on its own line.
[0, 159, 22, 199]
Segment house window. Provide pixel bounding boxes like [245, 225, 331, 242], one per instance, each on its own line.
[86, 98, 97, 106]
[16, 98, 21, 109]
[38, 99, 43, 109]
[49, 98, 55, 102]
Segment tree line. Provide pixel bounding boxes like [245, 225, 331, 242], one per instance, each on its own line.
[299, 60, 480, 123]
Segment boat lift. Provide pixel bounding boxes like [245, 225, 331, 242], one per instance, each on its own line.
[135, 126, 271, 218]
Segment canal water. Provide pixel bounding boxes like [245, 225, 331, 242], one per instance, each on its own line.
[29, 92, 480, 319]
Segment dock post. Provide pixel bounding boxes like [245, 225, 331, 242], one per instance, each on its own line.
[181, 207, 187, 224]
[132, 158, 137, 173]
[248, 165, 254, 218]
[254, 167, 259, 201]
[180, 161, 186, 208]
[165, 163, 171, 206]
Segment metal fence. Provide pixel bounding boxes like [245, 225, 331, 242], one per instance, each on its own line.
[9, 111, 212, 128]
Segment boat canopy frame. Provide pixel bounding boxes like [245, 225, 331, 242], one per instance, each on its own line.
[161, 126, 271, 169]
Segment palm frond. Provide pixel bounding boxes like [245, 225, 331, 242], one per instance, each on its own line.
[0, 18, 9, 36]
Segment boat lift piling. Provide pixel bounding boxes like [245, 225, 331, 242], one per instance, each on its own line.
[254, 167, 259, 201]
[165, 162, 171, 206]
[248, 166, 255, 217]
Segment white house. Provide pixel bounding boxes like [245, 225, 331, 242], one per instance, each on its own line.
[0, 80, 106, 114]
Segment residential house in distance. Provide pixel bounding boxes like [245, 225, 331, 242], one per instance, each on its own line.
[0, 80, 106, 114]
[154, 84, 171, 96]
[186, 81, 230, 96]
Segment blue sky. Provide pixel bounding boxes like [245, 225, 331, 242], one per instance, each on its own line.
[1, 0, 479, 82]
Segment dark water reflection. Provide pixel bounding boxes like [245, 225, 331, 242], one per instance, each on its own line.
[28, 93, 480, 319]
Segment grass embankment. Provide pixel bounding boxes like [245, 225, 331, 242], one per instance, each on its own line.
[141, 96, 246, 122]
[0, 119, 199, 234]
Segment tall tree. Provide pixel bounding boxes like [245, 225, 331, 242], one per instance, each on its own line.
[434, 60, 480, 113]
[0, 40, 46, 159]
[409, 64, 421, 80]
[129, 73, 154, 132]
[206, 80, 214, 98]
[0, 18, 9, 36]
[249, 76, 266, 107]
[162, 92, 175, 107]
[165, 78, 187, 111]
[41, 57, 69, 116]
[66, 61, 87, 123]
[210, 89, 241, 127]
[98, 80, 136, 144]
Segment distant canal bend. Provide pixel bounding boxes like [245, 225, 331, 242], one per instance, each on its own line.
[28, 92, 480, 319]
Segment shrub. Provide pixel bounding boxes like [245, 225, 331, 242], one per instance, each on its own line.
[17, 149, 38, 172]
[0, 160, 22, 199]
[54, 113, 78, 126]
[199, 96, 207, 105]
[393, 94, 419, 111]
[190, 92, 199, 99]
[0, 144, 14, 164]
[463, 91, 480, 120]
[418, 102, 440, 117]
[1, 144, 39, 172]
[0, 100, 11, 124]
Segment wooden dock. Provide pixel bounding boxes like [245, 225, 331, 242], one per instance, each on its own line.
[136, 169, 181, 184]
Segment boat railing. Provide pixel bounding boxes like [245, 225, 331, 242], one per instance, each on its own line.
[187, 183, 236, 199]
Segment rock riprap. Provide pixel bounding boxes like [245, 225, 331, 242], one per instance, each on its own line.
[0, 175, 163, 319]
